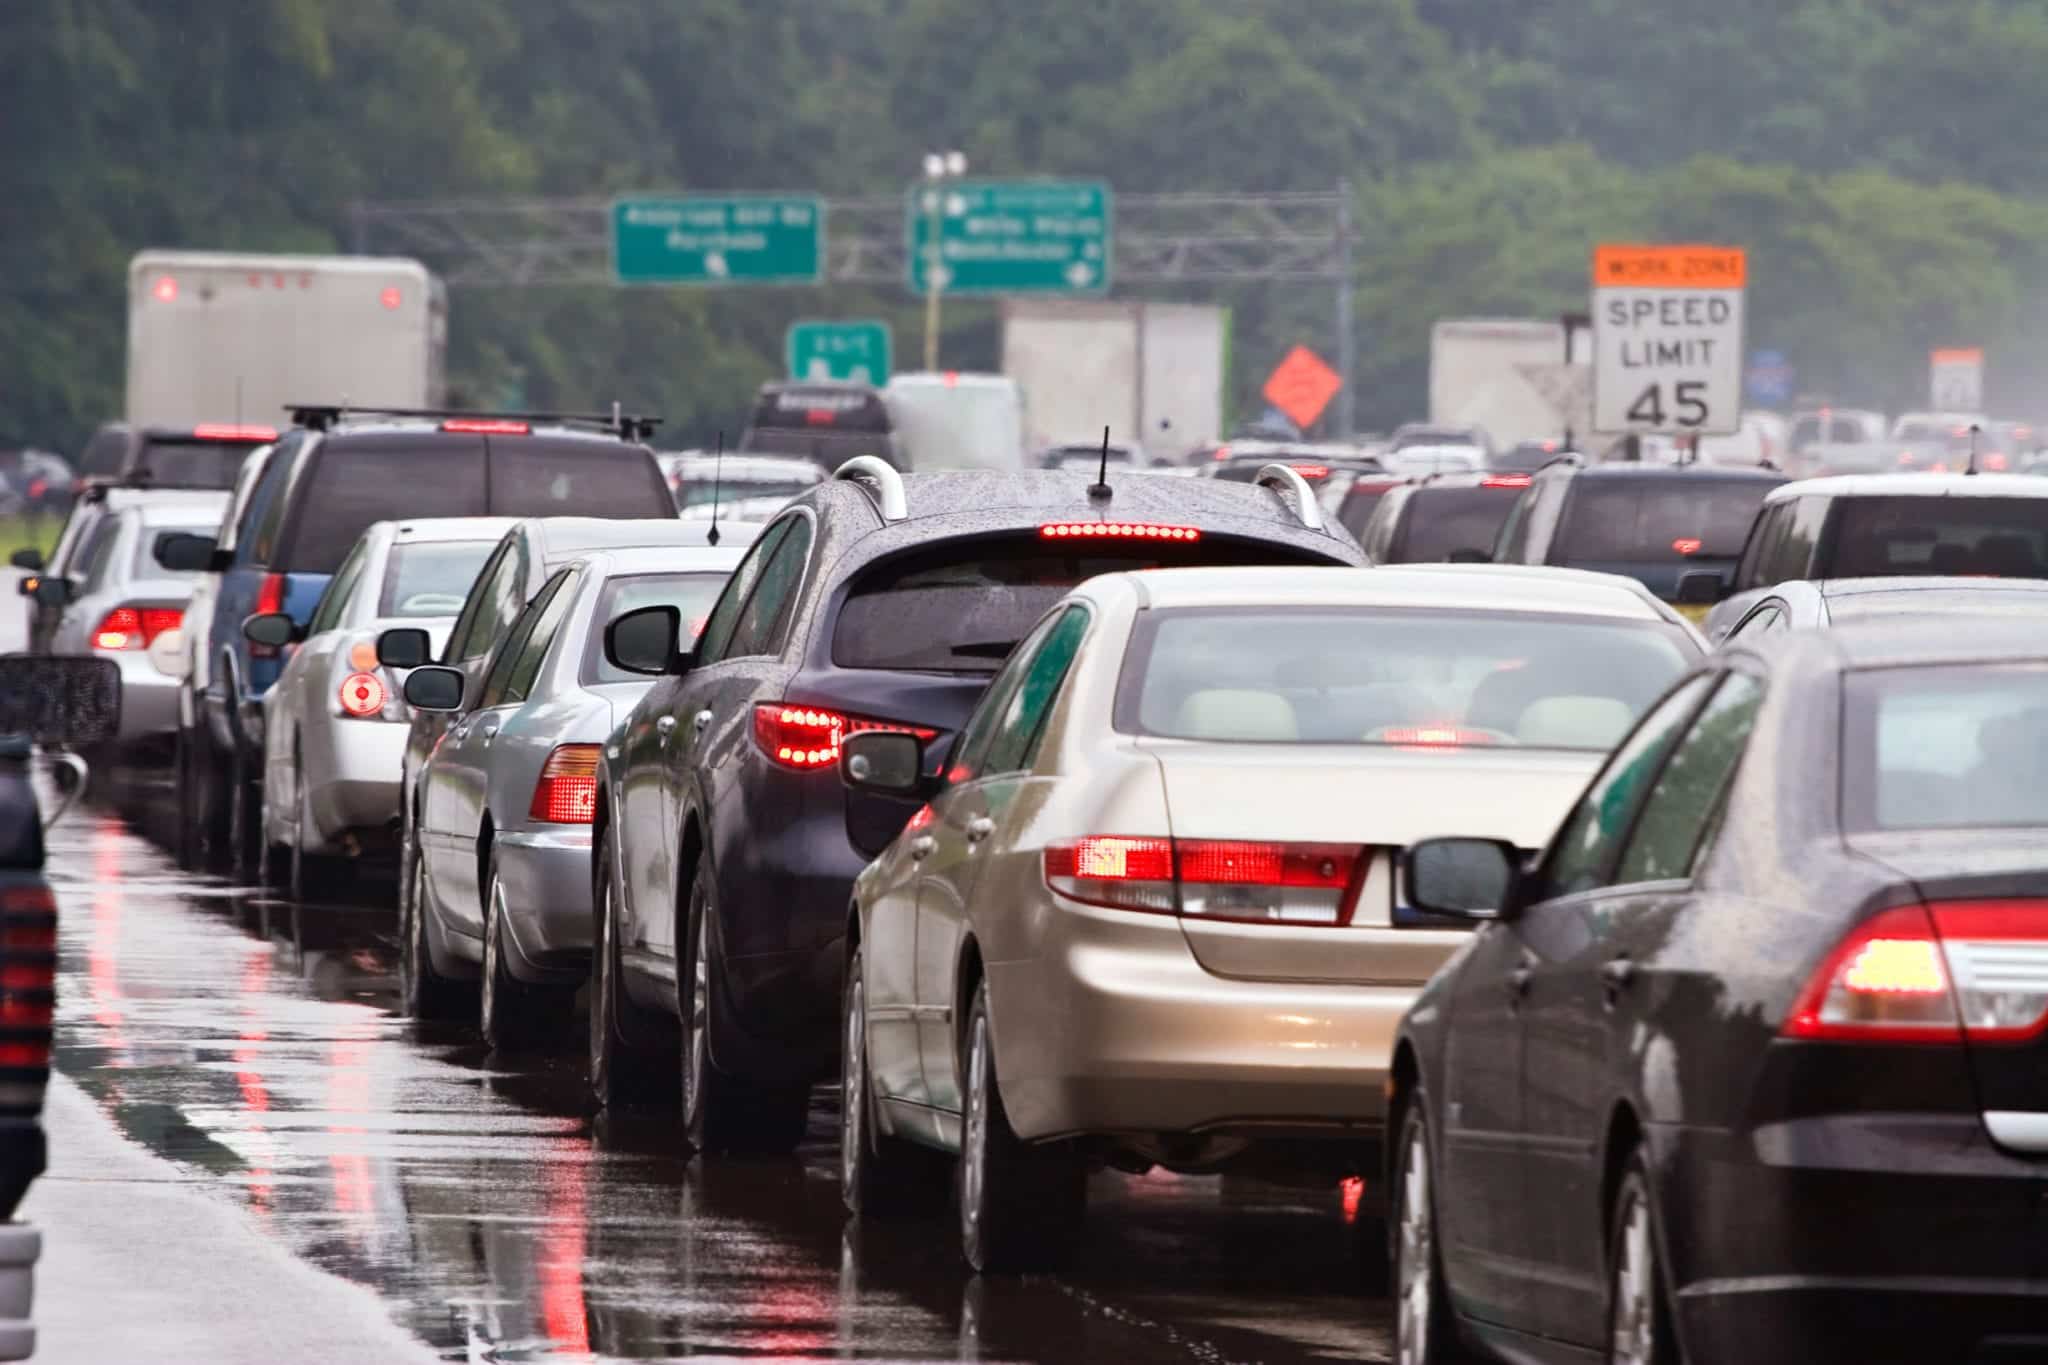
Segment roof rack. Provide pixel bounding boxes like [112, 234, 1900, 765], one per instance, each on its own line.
[1255, 463, 1326, 533]
[833, 456, 907, 523]
[285, 404, 662, 442]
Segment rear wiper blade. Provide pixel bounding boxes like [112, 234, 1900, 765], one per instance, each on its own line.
[950, 639, 1022, 658]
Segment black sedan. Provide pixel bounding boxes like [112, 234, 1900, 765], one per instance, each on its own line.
[1387, 618, 2048, 1365]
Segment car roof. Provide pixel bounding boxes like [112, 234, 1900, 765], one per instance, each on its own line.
[385, 516, 520, 543]
[1764, 473, 2048, 502]
[1086, 564, 1680, 622]
[580, 543, 750, 577]
[1819, 575, 2048, 601]
[1557, 463, 1785, 484]
[520, 516, 756, 560]
[1742, 615, 2048, 678]
[313, 419, 641, 447]
[134, 493, 230, 526]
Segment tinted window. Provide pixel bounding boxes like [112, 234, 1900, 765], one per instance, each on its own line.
[982, 606, 1090, 774]
[246, 439, 303, 566]
[1823, 496, 2048, 580]
[1844, 662, 2048, 831]
[278, 440, 486, 573]
[1529, 674, 1714, 901]
[1557, 479, 1778, 562]
[486, 441, 669, 518]
[379, 540, 497, 619]
[722, 517, 812, 658]
[446, 542, 510, 663]
[308, 539, 369, 636]
[1764, 496, 1825, 581]
[694, 520, 789, 667]
[1391, 486, 1520, 563]
[833, 535, 1328, 674]
[478, 571, 573, 710]
[1735, 502, 1788, 589]
[1615, 674, 1763, 884]
[584, 572, 730, 684]
[1338, 483, 1393, 539]
[133, 436, 262, 490]
[134, 525, 213, 581]
[1120, 607, 1692, 749]
[75, 519, 122, 591]
[948, 613, 1060, 781]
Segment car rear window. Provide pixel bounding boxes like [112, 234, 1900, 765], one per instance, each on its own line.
[487, 440, 670, 519]
[677, 477, 818, 510]
[379, 540, 498, 619]
[584, 571, 730, 683]
[1393, 486, 1520, 563]
[1823, 496, 2048, 579]
[1557, 479, 1772, 563]
[1116, 607, 1692, 749]
[135, 437, 262, 490]
[134, 525, 216, 579]
[1338, 484, 1394, 538]
[1844, 662, 2048, 830]
[833, 534, 1328, 674]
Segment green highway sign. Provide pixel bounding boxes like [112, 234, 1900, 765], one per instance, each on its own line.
[786, 319, 891, 383]
[907, 180, 1112, 295]
[612, 195, 823, 284]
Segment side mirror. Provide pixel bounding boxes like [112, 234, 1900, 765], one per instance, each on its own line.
[401, 665, 466, 712]
[1445, 547, 1491, 564]
[154, 531, 219, 572]
[242, 612, 301, 647]
[840, 731, 926, 796]
[376, 626, 432, 669]
[1403, 837, 1520, 922]
[605, 605, 685, 676]
[9, 548, 43, 571]
[30, 576, 75, 607]
[1674, 570, 1730, 606]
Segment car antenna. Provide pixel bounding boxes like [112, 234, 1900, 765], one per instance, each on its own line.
[1088, 425, 1113, 501]
[706, 431, 724, 546]
[1966, 422, 1982, 476]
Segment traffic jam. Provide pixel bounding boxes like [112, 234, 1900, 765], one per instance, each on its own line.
[6, 223, 2048, 1365]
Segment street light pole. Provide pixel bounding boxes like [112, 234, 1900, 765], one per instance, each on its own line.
[921, 150, 966, 372]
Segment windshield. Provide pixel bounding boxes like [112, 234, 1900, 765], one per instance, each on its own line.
[1393, 486, 1520, 562]
[584, 571, 729, 683]
[1845, 662, 2048, 830]
[1558, 479, 1773, 562]
[378, 540, 497, 618]
[1118, 607, 1692, 749]
[1824, 496, 2048, 579]
[833, 535, 1327, 674]
[677, 477, 816, 509]
[135, 437, 262, 490]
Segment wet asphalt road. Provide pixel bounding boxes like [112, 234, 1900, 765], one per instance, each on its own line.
[42, 772, 1395, 1364]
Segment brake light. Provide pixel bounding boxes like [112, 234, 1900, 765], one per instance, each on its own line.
[1039, 522, 1202, 542]
[1377, 725, 1498, 749]
[1044, 836, 1364, 924]
[1482, 474, 1532, 488]
[750, 704, 937, 772]
[1782, 901, 2048, 1043]
[441, 418, 529, 435]
[1986, 452, 2009, 471]
[1290, 464, 1331, 479]
[249, 573, 287, 658]
[92, 606, 182, 651]
[805, 409, 838, 426]
[380, 286, 403, 311]
[529, 744, 600, 824]
[1212, 444, 1231, 461]
[151, 275, 178, 303]
[1899, 451, 1918, 465]
[1672, 538, 1703, 555]
[337, 672, 387, 718]
[191, 423, 277, 442]
[0, 885, 56, 1079]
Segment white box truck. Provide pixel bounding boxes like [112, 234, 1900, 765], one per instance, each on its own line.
[1429, 318, 1584, 451]
[1001, 300, 1225, 459]
[885, 372, 1025, 473]
[126, 251, 445, 427]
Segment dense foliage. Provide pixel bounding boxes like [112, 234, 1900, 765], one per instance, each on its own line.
[8, 0, 2048, 450]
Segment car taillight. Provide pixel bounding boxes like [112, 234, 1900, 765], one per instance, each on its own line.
[1039, 522, 1202, 542]
[1986, 452, 2009, 471]
[1376, 725, 1499, 749]
[92, 606, 182, 651]
[249, 573, 287, 658]
[191, 423, 277, 442]
[1784, 900, 2048, 1043]
[441, 418, 530, 435]
[337, 672, 387, 718]
[750, 704, 937, 772]
[529, 744, 600, 824]
[1290, 464, 1331, 479]
[1672, 538, 1702, 555]
[0, 885, 56, 1080]
[1043, 836, 1364, 924]
[1481, 474, 1531, 488]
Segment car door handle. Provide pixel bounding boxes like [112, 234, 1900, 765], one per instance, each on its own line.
[1601, 957, 1637, 998]
[692, 709, 713, 734]
[655, 715, 677, 742]
[965, 816, 995, 844]
[909, 835, 936, 861]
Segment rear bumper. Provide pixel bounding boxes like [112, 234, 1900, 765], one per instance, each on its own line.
[494, 827, 594, 983]
[304, 720, 408, 849]
[990, 898, 1411, 1142]
[110, 655, 179, 744]
[0, 1223, 38, 1362]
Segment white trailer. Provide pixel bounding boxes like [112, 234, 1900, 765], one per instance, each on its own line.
[1429, 318, 1584, 450]
[885, 372, 1026, 473]
[126, 251, 445, 427]
[1000, 300, 1226, 457]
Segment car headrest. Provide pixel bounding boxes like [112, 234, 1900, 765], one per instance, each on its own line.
[1173, 689, 1299, 742]
[1515, 696, 1635, 750]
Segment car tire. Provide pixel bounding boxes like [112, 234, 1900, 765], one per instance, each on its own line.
[588, 830, 676, 1110]
[680, 859, 808, 1156]
[1606, 1152, 1678, 1365]
[399, 841, 469, 1021]
[480, 849, 572, 1052]
[1392, 1100, 1469, 1365]
[957, 979, 1085, 1273]
[841, 944, 933, 1217]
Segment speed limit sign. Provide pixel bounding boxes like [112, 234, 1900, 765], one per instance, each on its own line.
[1592, 244, 1746, 437]
[1929, 348, 1984, 411]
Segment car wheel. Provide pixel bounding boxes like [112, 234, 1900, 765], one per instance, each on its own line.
[588, 830, 676, 1110]
[481, 849, 572, 1051]
[399, 843, 469, 1021]
[680, 859, 808, 1155]
[1393, 1101, 1465, 1365]
[841, 944, 931, 1217]
[1607, 1153, 1677, 1365]
[957, 979, 1085, 1273]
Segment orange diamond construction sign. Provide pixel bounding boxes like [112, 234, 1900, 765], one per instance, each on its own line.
[1262, 345, 1343, 432]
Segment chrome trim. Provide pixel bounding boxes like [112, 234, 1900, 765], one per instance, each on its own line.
[1982, 1110, 2048, 1152]
[1255, 463, 1325, 532]
[833, 456, 908, 523]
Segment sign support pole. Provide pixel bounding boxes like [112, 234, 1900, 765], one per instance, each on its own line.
[923, 189, 943, 371]
[1334, 180, 1354, 440]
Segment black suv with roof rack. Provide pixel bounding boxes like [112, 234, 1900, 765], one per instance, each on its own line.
[76, 420, 279, 491]
[1353, 471, 1532, 564]
[165, 405, 674, 876]
[588, 459, 1363, 1152]
[740, 381, 900, 468]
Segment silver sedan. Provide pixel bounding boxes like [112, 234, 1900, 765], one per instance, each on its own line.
[253, 518, 509, 900]
[403, 542, 743, 1049]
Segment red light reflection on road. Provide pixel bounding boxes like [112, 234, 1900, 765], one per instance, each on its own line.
[233, 948, 274, 1219]
[536, 1136, 591, 1354]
